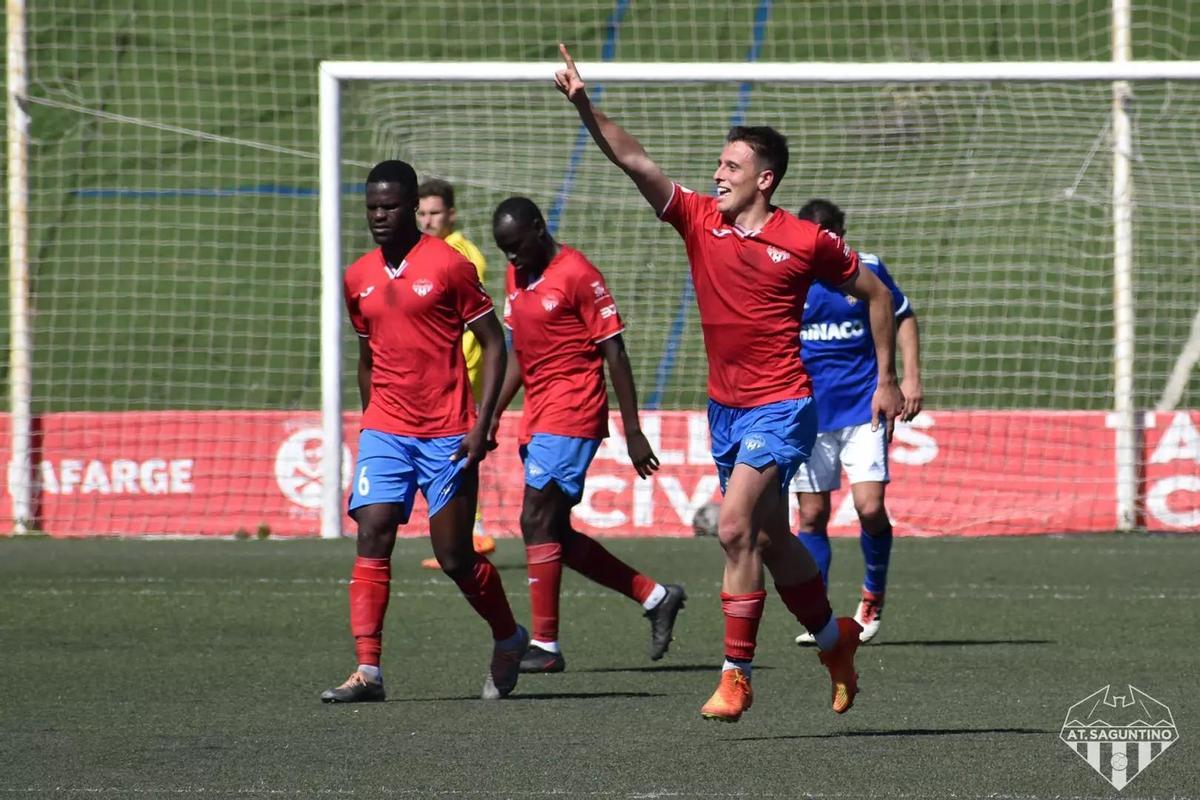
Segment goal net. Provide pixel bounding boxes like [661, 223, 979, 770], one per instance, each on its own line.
[341, 74, 1194, 411]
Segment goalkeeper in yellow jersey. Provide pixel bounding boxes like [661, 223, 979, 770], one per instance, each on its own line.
[417, 179, 497, 566]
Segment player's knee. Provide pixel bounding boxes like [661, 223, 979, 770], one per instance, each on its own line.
[716, 512, 754, 554]
[797, 505, 830, 533]
[433, 547, 474, 579]
[519, 505, 555, 544]
[855, 497, 888, 528]
[354, 519, 396, 557]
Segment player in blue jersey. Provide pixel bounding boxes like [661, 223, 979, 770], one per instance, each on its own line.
[790, 199, 924, 645]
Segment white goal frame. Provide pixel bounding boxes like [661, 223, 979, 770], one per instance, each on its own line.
[315, 57, 1200, 539]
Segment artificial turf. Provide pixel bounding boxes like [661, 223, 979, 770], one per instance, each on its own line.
[2, 533, 1196, 798]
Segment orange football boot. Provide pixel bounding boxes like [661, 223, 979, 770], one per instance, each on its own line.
[421, 534, 498, 569]
[700, 668, 753, 722]
[817, 617, 863, 713]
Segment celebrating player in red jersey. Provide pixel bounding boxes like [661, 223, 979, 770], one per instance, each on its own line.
[321, 160, 527, 704]
[489, 197, 686, 674]
[555, 45, 905, 722]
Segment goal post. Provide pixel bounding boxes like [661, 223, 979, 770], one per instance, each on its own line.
[6, 0, 32, 534]
[317, 58, 1200, 539]
[319, 67, 345, 541]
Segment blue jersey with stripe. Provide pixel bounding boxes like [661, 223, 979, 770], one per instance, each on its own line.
[800, 253, 913, 433]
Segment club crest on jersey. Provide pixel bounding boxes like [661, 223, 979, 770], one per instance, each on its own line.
[844, 294, 858, 306]
[542, 297, 559, 312]
[766, 246, 791, 263]
[591, 280, 609, 299]
[412, 279, 434, 297]
[821, 228, 852, 258]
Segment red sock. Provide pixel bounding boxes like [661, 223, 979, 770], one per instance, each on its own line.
[776, 574, 834, 635]
[452, 555, 518, 641]
[562, 531, 655, 603]
[349, 556, 390, 666]
[722, 590, 767, 662]
[525, 542, 563, 643]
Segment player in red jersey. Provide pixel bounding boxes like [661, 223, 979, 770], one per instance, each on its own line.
[321, 160, 527, 704]
[488, 197, 686, 674]
[555, 45, 905, 722]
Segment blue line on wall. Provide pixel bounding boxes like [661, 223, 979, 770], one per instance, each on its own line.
[545, 0, 631, 235]
[71, 183, 366, 199]
[646, 0, 773, 409]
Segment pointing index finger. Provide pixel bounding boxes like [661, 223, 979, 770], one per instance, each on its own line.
[558, 42, 577, 72]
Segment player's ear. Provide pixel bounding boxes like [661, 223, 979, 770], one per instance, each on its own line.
[757, 169, 775, 193]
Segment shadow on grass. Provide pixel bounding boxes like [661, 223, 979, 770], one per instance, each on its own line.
[730, 727, 1053, 741]
[870, 639, 1055, 647]
[382, 690, 671, 703]
[508, 691, 672, 701]
[577, 664, 774, 674]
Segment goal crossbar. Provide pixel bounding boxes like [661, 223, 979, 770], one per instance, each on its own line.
[320, 60, 1200, 83]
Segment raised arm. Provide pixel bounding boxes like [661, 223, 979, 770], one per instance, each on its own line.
[555, 43, 673, 213]
[598, 334, 660, 479]
[836, 267, 904, 440]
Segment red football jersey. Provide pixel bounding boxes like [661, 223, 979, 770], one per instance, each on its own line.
[344, 236, 494, 437]
[502, 245, 624, 444]
[659, 183, 859, 408]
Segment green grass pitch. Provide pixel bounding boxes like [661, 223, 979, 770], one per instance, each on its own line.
[2, 533, 1197, 798]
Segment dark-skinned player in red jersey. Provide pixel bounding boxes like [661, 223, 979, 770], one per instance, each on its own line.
[321, 160, 527, 705]
[488, 196, 686, 674]
[554, 45, 905, 722]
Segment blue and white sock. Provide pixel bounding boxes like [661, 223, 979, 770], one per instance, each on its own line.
[813, 616, 841, 651]
[860, 524, 893, 595]
[797, 530, 832, 587]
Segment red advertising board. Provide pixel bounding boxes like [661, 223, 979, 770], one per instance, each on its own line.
[1143, 411, 1200, 531]
[0, 409, 1195, 537]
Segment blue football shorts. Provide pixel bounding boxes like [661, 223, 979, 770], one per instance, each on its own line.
[348, 429, 470, 523]
[519, 433, 602, 503]
[707, 396, 817, 495]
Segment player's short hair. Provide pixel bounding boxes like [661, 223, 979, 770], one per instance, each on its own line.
[418, 178, 455, 208]
[796, 198, 846, 234]
[726, 126, 789, 192]
[492, 196, 545, 230]
[366, 160, 418, 196]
